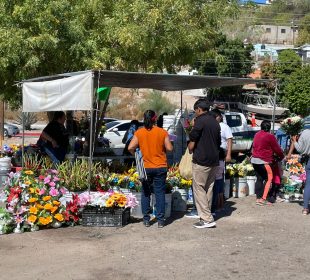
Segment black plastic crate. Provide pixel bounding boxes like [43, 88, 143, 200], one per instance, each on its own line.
[82, 206, 130, 227]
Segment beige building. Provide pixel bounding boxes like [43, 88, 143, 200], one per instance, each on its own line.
[255, 24, 298, 45]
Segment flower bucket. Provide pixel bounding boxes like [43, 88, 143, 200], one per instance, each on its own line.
[232, 178, 238, 198]
[151, 193, 172, 218]
[131, 192, 143, 218]
[172, 188, 188, 212]
[187, 187, 194, 204]
[237, 177, 248, 198]
[224, 179, 231, 199]
[246, 176, 256, 196]
[0, 157, 11, 173]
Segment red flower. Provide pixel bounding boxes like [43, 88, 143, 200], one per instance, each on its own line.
[287, 118, 291, 124]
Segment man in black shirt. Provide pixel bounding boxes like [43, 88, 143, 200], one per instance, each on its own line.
[188, 99, 221, 229]
[39, 111, 69, 165]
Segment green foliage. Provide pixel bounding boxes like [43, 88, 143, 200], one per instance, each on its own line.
[15, 112, 37, 130]
[282, 65, 310, 116]
[139, 90, 177, 115]
[297, 14, 310, 46]
[0, 0, 241, 106]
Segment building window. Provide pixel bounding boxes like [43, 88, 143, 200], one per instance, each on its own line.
[266, 28, 271, 33]
[281, 29, 286, 34]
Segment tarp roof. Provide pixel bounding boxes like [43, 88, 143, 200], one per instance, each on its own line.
[21, 70, 269, 92]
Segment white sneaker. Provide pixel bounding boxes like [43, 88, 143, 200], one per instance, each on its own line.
[185, 211, 199, 219]
[193, 220, 216, 229]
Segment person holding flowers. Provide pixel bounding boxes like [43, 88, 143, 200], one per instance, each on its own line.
[251, 120, 284, 206]
[287, 127, 310, 215]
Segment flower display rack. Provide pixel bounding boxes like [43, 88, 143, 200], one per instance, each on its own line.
[81, 206, 130, 227]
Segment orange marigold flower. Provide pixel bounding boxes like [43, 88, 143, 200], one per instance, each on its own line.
[43, 196, 51, 201]
[29, 206, 38, 215]
[28, 197, 38, 203]
[27, 215, 37, 224]
[54, 213, 64, 222]
[29, 187, 35, 193]
[44, 203, 53, 211]
[36, 203, 44, 210]
[106, 198, 114, 207]
[52, 201, 61, 206]
[39, 216, 52, 226]
[51, 206, 58, 213]
[118, 201, 126, 207]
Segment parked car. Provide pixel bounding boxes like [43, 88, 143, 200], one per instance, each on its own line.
[4, 123, 20, 137]
[103, 120, 143, 151]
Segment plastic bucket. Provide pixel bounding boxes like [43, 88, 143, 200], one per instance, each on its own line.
[238, 177, 248, 198]
[0, 157, 11, 172]
[247, 176, 256, 196]
[131, 192, 143, 218]
[224, 179, 231, 199]
[172, 188, 188, 212]
[152, 193, 172, 218]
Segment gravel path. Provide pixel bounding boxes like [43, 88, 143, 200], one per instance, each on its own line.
[1, 196, 309, 280]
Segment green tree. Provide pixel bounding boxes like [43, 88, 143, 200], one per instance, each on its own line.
[297, 13, 310, 45]
[139, 90, 177, 115]
[282, 65, 310, 116]
[0, 0, 241, 106]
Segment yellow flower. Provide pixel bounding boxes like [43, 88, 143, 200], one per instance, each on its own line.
[27, 215, 37, 224]
[43, 196, 51, 202]
[39, 216, 52, 225]
[28, 197, 38, 203]
[44, 203, 53, 211]
[52, 201, 61, 206]
[54, 213, 64, 222]
[29, 206, 38, 215]
[36, 203, 44, 210]
[25, 181, 32, 186]
[118, 201, 126, 207]
[29, 187, 35, 194]
[51, 206, 58, 214]
[24, 170, 34, 175]
[105, 198, 114, 207]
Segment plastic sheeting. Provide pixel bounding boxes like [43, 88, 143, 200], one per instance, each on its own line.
[22, 72, 93, 112]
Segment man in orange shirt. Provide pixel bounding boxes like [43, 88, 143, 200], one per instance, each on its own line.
[128, 110, 173, 228]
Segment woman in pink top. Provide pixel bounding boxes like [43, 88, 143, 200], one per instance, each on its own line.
[251, 120, 284, 206]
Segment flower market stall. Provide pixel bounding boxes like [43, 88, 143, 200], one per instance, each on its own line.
[0, 70, 272, 233]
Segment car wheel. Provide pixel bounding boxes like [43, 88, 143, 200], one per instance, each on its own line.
[4, 129, 8, 137]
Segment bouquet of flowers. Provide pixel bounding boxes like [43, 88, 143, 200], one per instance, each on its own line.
[166, 166, 181, 191]
[281, 116, 304, 136]
[285, 155, 306, 185]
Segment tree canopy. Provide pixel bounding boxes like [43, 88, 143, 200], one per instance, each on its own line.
[0, 0, 240, 106]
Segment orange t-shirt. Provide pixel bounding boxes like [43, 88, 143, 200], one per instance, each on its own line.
[135, 126, 168, 168]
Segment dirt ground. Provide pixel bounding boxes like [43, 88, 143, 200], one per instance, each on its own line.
[1, 196, 310, 280]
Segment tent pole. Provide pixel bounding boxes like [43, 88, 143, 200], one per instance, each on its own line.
[181, 90, 184, 153]
[88, 74, 95, 192]
[271, 81, 278, 134]
[22, 112, 25, 169]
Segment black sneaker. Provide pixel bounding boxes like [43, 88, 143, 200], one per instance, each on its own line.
[193, 220, 216, 229]
[143, 221, 151, 227]
[158, 222, 164, 228]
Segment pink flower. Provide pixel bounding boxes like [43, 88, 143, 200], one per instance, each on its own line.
[51, 169, 58, 174]
[49, 187, 59, 197]
[38, 175, 45, 181]
[60, 187, 67, 194]
[44, 176, 51, 184]
[39, 188, 45, 195]
[53, 177, 60, 182]
[78, 192, 90, 207]
[49, 181, 56, 188]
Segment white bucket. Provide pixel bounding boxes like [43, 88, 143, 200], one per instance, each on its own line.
[172, 188, 188, 212]
[238, 177, 248, 198]
[247, 176, 256, 196]
[131, 192, 143, 218]
[232, 178, 238, 198]
[0, 157, 11, 172]
[224, 179, 231, 199]
[152, 193, 172, 218]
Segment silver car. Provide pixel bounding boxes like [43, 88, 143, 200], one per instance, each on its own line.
[4, 123, 20, 137]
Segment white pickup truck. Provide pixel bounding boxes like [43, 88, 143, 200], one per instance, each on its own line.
[223, 112, 260, 153]
[164, 111, 260, 154]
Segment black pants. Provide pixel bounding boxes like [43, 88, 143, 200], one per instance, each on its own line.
[252, 163, 273, 199]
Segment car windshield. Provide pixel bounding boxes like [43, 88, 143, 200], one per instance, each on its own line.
[105, 121, 121, 130]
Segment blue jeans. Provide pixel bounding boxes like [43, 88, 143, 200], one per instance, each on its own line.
[141, 168, 167, 223]
[303, 160, 310, 209]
